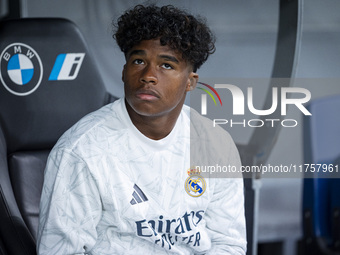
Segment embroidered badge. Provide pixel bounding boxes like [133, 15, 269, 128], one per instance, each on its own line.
[185, 166, 206, 197]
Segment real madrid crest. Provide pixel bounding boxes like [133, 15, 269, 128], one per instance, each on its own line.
[0, 43, 43, 96]
[185, 166, 206, 197]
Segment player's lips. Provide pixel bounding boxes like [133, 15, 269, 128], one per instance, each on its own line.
[135, 89, 160, 100]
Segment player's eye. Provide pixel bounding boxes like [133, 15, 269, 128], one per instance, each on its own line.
[161, 63, 173, 70]
[133, 59, 144, 65]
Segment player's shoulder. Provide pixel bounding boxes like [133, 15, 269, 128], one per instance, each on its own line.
[189, 106, 234, 144]
[53, 98, 125, 151]
[188, 106, 242, 178]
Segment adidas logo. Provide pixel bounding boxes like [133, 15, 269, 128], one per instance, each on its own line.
[130, 184, 148, 205]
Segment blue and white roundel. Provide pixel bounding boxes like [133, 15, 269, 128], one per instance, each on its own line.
[0, 43, 43, 96]
[7, 54, 34, 85]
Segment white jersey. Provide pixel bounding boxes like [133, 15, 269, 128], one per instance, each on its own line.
[37, 98, 246, 255]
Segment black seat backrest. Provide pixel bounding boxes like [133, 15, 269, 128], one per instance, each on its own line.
[0, 236, 7, 255]
[0, 18, 115, 255]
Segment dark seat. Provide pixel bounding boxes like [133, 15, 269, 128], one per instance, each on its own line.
[299, 94, 340, 255]
[0, 18, 116, 255]
[0, 237, 7, 255]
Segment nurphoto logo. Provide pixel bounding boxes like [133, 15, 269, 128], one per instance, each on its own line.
[196, 82, 312, 128]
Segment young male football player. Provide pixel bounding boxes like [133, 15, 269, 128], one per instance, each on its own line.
[37, 4, 246, 255]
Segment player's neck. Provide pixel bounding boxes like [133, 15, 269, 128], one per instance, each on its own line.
[126, 103, 182, 140]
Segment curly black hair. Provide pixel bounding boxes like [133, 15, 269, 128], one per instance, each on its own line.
[113, 4, 215, 71]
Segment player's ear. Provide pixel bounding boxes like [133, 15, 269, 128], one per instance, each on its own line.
[122, 64, 126, 83]
[186, 72, 199, 92]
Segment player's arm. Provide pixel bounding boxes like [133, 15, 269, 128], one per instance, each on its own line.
[205, 177, 247, 254]
[37, 148, 102, 255]
[204, 135, 247, 255]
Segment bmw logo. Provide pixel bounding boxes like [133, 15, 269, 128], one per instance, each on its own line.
[0, 43, 43, 96]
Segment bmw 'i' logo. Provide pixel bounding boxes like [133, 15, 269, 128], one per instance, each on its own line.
[0, 43, 43, 96]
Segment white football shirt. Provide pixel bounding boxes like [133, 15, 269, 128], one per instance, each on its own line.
[37, 98, 246, 255]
